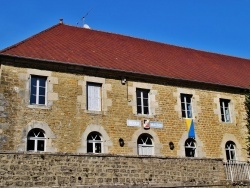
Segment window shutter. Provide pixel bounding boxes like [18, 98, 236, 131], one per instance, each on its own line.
[87, 84, 101, 111]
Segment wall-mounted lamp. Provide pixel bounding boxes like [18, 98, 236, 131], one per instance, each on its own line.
[169, 142, 174, 150]
[121, 78, 127, 85]
[119, 138, 125, 147]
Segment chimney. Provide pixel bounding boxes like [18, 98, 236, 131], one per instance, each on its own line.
[59, 18, 63, 24]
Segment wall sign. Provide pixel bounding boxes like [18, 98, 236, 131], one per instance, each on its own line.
[127, 120, 141, 127]
[150, 121, 163, 128]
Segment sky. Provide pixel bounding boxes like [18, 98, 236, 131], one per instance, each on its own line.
[1, 1, 250, 59]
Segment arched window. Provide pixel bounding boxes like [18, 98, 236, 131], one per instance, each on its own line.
[185, 138, 196, 157]
[137, 133, 154, 155]
[87, 132, 103, 153]
[225, 141, 236, 161]
[27, 128, 46, 152]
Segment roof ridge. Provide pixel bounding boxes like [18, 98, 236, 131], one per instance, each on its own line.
[0, 23, 62, 53]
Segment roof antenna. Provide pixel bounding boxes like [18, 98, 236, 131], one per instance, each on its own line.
[77, 8, 92, 29]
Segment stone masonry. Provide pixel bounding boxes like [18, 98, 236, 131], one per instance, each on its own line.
[0, 152, 227, 187]
[0, 57, 248, 162]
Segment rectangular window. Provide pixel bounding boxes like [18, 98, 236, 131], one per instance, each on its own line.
[136, 89, 149, 115]
[30, 75, 47, 105]
[181, 94, 192, 118]
[220, 99, 231, 122]
[87, 82, 102, 111]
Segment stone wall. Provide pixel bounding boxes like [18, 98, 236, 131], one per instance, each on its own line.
[0, 152, 227, 187]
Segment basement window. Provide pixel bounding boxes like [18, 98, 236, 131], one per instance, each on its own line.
[185, 138, 196, 157]
[225, 141, 236, 161]
[87, 132, 103, 153]
[27, 128, 46, 152]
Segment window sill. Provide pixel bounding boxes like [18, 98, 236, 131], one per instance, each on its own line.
[135, 114, 155, 118]
[85, 110, 102, 115]
[27, 105, 50, 109]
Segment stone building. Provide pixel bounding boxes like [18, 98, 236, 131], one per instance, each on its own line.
[0, 21, 250, 162]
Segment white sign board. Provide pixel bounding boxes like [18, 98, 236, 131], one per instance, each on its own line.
[150, 121, 163, 128]
[127, 120, 141, 127]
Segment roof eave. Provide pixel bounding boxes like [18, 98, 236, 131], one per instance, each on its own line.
[0, 53, 247, 90]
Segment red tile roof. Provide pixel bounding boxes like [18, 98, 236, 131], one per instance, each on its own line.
[1, 23, 250, 88]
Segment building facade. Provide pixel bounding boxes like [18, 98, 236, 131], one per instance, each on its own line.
[0, 22, 249, 162]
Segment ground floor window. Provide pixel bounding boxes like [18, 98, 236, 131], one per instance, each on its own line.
[27, 128, 46, 152]
[185, 138, 196, 157]
[137, 133, 154, 155]
[87, 131, 103, 153]
[225, 141, 236, 161]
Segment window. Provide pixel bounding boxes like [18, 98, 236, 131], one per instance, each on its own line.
[181, 94, 192, 118]
[220, 99, 231, 122]
[30, 75, 47, 105]
[136, 89, 149, 115]
[185, 138, 196, 157]
[87, 132, 103, 153]
[225, 141, 236, 161]
[27, 128, 46, 152]
[87, 83, 102, 111]
[137, 133, 154, 155]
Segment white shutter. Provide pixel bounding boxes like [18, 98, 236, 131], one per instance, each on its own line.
[225, 108, 230, 122]
[87, 84, 101, 111]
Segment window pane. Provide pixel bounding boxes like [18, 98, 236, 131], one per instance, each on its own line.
[143, 91, 148, 98]
[27, 140, 35, 151]
[137, 105, 142, 114]
[37, 140, 45, 151]
[186, 96, 191, 103]
[39, 96, 45, 105]
[226, 150, 230, 161]
[187, 110, 192, 118]
[143, 99, 148, 106]
[137, 98, 141, 105]
[39, 77, 46, 87]
[39, 87, 46, 95]
[87, 142, 93, 153]
[95, 143, 102, 153]
[144, 107, 149, 114]
[182, 110, 186, 118]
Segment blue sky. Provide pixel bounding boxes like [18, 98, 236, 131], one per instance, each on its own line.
[1, 1, 250, 59]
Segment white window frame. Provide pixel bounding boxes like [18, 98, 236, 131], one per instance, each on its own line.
[225, 141, 236, 161]
[220, 99, 231, 123]
[181, 94, 193, 118]
[137, 134, 154, 155]
[185, 138, 197, 157]
[87, 82, 102, 111]
[27, 128, 46, 152]
[87, 132, 103, 153]
[136, 88, 150, 115]
[30, 75, 47, 105]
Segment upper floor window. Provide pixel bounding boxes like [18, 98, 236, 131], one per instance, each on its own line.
[185, 138, 196, 157]
[30, 75, 47, 105]
[87, 132, 103, 153]
[220, 99, 231, 122]
[137, 133, 154, 155]
[225, 141, 236, 161]
[87, 82, 102, 111]
[181, 94, 192, 118]
[27, 128, 46, 152]
[136, 89, 149, 115]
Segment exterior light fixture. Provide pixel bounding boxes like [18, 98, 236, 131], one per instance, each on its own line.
[121, 78, 127, 85]
[169, 142, 174, 150]
[119, 138, 125, 147]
